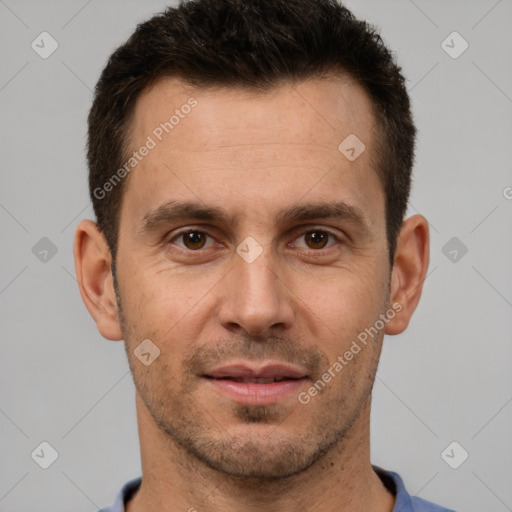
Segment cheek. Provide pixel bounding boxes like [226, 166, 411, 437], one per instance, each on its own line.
[120, 262, 220, 342]
[299, 264, 385, 329]
[298, 282, 387, 379]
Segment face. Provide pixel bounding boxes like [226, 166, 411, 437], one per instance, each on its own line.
[113, 75, 392, 479]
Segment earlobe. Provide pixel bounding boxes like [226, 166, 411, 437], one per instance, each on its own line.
[385, 214, 430, 336]
[73, 219, 124, 341]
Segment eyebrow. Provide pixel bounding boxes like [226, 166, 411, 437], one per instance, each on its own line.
[137, 199, 370, 237]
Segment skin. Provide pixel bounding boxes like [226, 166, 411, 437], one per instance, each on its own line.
[74, 74, 429, 512]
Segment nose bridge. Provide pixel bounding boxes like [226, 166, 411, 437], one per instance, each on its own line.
[219, 243, 293, 334]
[238, 252, 278, 304]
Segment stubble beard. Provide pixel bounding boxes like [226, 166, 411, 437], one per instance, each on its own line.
[112, 262, 386, 484]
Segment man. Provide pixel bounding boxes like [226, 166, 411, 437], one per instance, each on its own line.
[74, 0, 454, 510]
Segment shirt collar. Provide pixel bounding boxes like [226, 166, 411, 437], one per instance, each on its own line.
[106, 466, 442, 512]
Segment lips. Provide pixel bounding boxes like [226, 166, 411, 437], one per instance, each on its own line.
[202, 363, 308, 405]
[204, 363, 307, 381]
[216, 376, 291, 383]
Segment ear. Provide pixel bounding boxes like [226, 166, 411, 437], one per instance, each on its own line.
[385, 214, 430, 335]
[73, 219, 123, 341]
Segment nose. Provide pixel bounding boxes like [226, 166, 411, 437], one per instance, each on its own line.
[218, 250, 295, 336]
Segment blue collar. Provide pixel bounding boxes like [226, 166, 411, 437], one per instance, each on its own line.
[100, 465, 455, 512]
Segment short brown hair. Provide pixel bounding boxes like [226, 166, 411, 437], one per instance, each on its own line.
[87, 0, 416, 266]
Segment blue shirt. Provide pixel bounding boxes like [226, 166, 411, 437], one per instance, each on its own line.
[99, 466, 456, 511]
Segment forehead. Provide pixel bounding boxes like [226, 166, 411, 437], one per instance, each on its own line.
[129, 74, 377, 154]
[121, 75, 384, 233]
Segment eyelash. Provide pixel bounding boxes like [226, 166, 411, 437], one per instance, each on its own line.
[166, 227, 342, 252]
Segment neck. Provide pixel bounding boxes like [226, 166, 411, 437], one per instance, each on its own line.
[127, 393, 395, 512]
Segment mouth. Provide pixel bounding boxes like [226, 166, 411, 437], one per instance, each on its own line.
[205, 376, 298, 383]
[201, 363, 309, 405]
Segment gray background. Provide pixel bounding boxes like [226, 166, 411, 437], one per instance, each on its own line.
[1, 0, 511, 510]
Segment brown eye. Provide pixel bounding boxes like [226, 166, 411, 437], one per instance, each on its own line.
[179, 231, 208, 250]
[304, 231, 329, 249]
